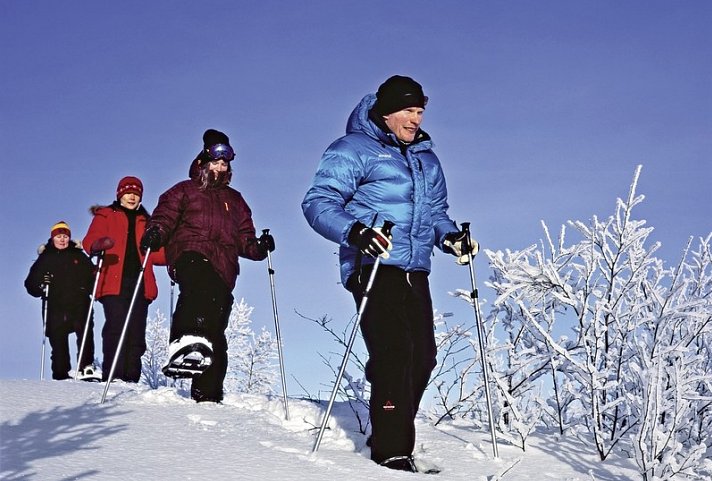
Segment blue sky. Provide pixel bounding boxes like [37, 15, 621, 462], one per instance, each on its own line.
[1, 1, 710, 395]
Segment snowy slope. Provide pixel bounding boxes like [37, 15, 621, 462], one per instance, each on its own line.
[0, 380, 639, 480]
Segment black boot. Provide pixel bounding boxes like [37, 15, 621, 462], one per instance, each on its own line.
[191, 387, 223, 404]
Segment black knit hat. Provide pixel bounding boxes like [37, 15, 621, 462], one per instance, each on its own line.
[203, 129, 230, 149]
[197, 128, 235, 166]
[372, 75, 428, 116]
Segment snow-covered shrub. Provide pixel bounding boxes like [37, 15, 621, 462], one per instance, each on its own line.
[484, 166, 712, 478]
[298, 311, 371, 433]
[426, 312, 481, 425]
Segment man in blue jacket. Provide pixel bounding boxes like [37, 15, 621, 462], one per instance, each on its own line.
[303, 75, 478, 472]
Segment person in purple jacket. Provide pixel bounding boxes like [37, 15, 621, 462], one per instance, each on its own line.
[141, 129, 274, 403]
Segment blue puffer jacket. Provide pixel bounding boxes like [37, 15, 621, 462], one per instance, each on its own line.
[302, 93, 458, 287]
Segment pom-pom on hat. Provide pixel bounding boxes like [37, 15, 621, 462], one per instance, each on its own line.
[116, 176, 144, 200]
[372, 75, 428, 116]
[50, 221, 71, 238]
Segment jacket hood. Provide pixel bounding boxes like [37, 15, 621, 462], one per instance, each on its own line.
[345, 94, 432, 151]
[189, 157, 201, 180]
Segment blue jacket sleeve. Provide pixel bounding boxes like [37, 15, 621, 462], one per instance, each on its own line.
[430, 165, 459, 250]
[302, 140, 363, 246]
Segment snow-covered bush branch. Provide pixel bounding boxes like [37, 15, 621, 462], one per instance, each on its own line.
[484, 166, 712, 478]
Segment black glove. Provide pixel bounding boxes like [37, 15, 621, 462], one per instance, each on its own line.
[348, 221, 393, 259]
[443, 229, 479, 265]
[42, 272, 52, 286]
[257, 232, 275, 254]
[140, 227, 162, 254]
[90, 236, 115, 256]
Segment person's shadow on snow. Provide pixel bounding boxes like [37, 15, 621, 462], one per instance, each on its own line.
[1, 399, 130, 480]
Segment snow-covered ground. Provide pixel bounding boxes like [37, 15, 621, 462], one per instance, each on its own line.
[1, 380, 640, 480]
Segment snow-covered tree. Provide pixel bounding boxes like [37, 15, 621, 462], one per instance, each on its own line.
[141, 309, 170, 389]
[225, 298, 279, 395]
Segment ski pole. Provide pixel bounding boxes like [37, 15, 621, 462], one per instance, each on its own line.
[263, 229, 290, 420]
[40, 283, 49, 381]
[101, 248, 151, 403]
[313, 220, 394, 453]
[169, 279, 175, 320]
[74, 252, 105, 381]
[166, 279, 177, 388]
[461, 222, 498, 458]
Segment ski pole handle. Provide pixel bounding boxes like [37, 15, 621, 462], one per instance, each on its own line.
[259, 228, 276, 258]
[460, 222, 476, 257]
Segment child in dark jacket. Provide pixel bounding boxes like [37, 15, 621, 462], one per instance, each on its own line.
[25, 221, 97, 380]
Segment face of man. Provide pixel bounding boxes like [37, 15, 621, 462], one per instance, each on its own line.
[52, 233, 69, 250]
[119, 193, 141, 210]
[383, 106, 424, 143]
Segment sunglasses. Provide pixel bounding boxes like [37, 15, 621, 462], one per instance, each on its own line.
[206, 143, 235, 161]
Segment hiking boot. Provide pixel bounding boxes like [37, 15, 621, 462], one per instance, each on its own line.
[191, 387, 223, 404]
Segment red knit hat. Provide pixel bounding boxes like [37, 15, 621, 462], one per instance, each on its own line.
[50, 221, 71, 238]
[116, 176, 143, 200]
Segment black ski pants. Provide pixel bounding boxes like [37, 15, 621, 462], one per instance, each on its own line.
[99, 294, 149, 382]
[172, 252, 233, 401]
[349, 265, 437, 464]
[46, 304, 95, 380]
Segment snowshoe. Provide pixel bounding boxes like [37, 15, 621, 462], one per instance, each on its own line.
[76, 365, 102, 382]
[380, 455, 418, 473]
[162, 335, 214, 379]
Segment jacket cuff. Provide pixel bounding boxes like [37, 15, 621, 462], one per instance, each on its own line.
[347, 221, 367, 246]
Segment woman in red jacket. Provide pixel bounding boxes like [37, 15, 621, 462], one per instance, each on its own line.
[83, 176, 165, 382]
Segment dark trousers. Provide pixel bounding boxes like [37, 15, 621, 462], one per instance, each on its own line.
[46, 306, 95, 380]
[99, 294, 149, 382]
[172, 252, 234, 401]
[349, 265, 437, 463]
